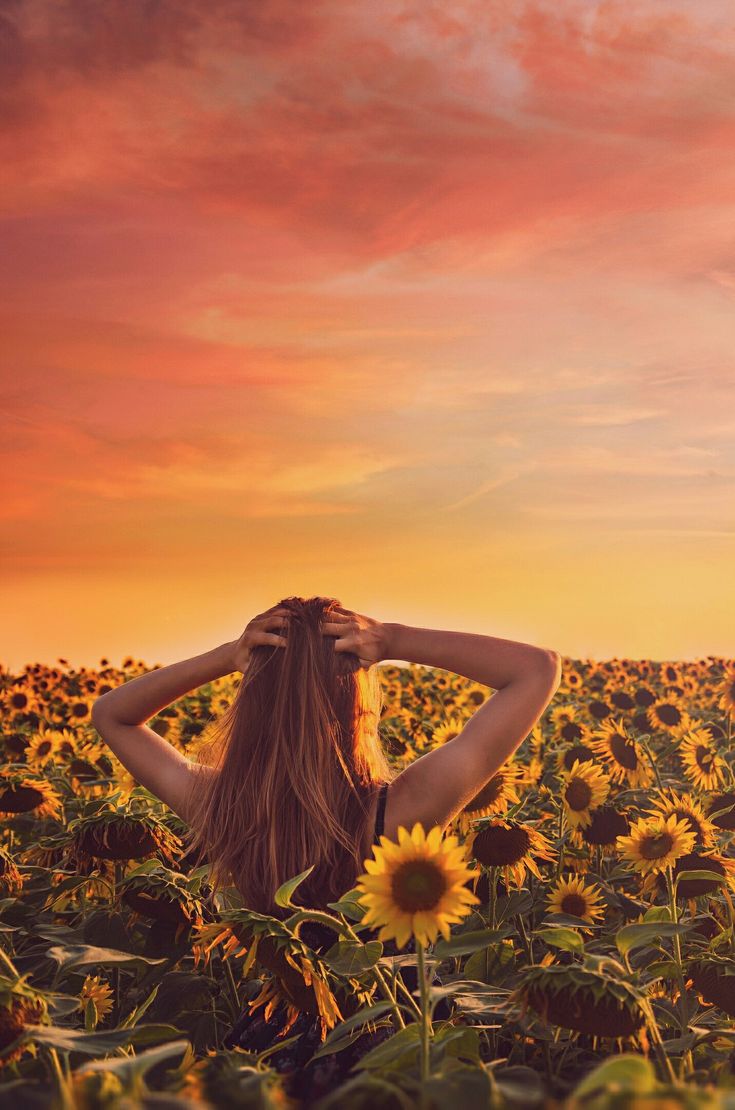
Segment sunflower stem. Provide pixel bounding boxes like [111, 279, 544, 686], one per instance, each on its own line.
[341, 921, 407, 1031]
[0, 944, 20, 979]
[664, 866, 693, 1077]
[416, 938, 432, 1096]
[48, 1047, 74, 1110]
[392, 962, 423, 1022]
[489, 867, 497, 930]
[640, 737, 664, 792]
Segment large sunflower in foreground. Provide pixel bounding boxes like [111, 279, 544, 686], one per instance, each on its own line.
[588, 720, 653, 789]
[545, 875, 605, 926]
[562, 760, 610, 830]
[356, 823, 480, 948]
[616, 814, 697, 878]
[678, 728, 726, 792]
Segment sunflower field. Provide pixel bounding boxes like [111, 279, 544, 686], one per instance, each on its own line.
[1, 654, 735, 1109]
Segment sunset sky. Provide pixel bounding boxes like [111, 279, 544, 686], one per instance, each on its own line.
[2, 0, 734, 672]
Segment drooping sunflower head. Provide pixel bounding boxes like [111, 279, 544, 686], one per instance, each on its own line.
[588, 721, 653, 788]
[678, 729, 726, 792]
[356, 823, 481, 949]
[647, 789, 716, 850]
[545, 874, 606, 926]
[562, 760, 610, 830]
[616, 813, 697, 877]
[468, 819, 555, 890]
[0, 975, 50, 1065]
[650, 850, 735, 901]
[514, 964, 646, 1043]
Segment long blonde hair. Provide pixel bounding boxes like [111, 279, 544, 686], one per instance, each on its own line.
[182, 596, 394, 914]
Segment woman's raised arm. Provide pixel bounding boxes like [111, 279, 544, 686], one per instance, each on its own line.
[91, 640, 237, 820]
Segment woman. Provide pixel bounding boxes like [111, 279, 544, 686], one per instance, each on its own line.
[92, 596, 561, 1097]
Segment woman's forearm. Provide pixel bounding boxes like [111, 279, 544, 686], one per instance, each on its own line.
[93, 641, 237, 725]
[383, 623, 558, 689]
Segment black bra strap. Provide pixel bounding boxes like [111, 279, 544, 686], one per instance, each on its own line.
[374, 783, 389, 843]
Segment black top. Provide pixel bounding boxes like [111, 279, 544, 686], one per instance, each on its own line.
[373, 783, 389, 845]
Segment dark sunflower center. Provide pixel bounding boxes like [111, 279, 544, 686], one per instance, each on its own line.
[37, 741, 52, 757]
[657, 704, 682, 726]
[561, 893, 588, 918]
[565, 778, 592, 811]
[696, 745, 714, 770]
[471, 825, 531, 867]
[563, 745, 594, 771]
[609, 734, 638, 770]
[641, 832, 674, 860]
[391, 860, 448, 913]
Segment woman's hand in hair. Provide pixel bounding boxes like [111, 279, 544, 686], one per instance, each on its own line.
[230, 605, 291, 673]
[320, 606, 390, 669]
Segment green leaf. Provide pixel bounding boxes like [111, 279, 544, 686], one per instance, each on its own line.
[310, 1002, 397, 1058]
[433, 928, 509, 958]
[615, 921, 691, 958]
[571, 1053, 656, 1100]
[21, 1023, 183, 1056]
[322, 940, 383, 977]
[274, 866, 315, 909]
[46, 944, 168, 978]
[72, 1038, 190, 1081]
[536, 927, 585, 954]
[352, 1023, 421, 1072]
[674, 870, 726, 886]
[326, 890, 367, 921]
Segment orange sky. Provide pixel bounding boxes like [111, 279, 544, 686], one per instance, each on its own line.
[2, 1, 734, 671]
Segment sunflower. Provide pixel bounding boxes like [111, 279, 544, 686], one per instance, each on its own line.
[431, 715, 469, 747]
[468, 819, 555, 890]
[0, 771, 62, 820]
[647, 789, 716, 850]
[545, 875, 605, 926]
[616, 814, 697, 877]
[556, 743, 597, 775]
[588, 720, 653, 788]
[25, 729, 62, 768]
[579, 805, 630, 847]
[649, 850, 735, 900]
[0, 975, 49, 1064]
[0, 849, 23, 896]
[678, 728, 726, 791]
[119, 865, 206, 932]
[645, 697, 686, 733]
[355, 823, 480, 948]
[515, 963, 646, 1042]
[458, 765, 521, 830]
[78, 974, 114, 1024]
[717, 664, 735, 715]
[708, 791, 735, 831]
[66, 807, 182, 867]
[562, 760, 610, 830]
